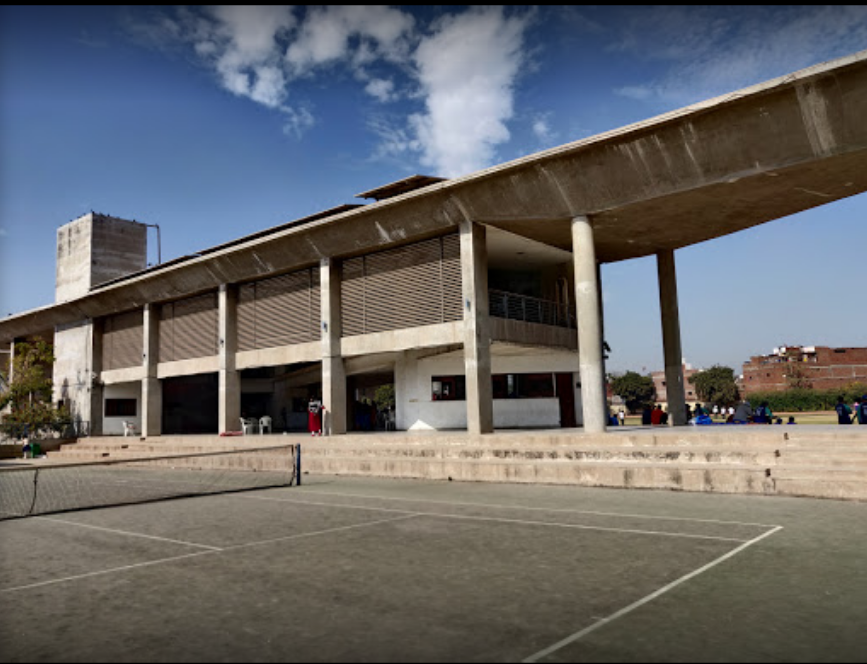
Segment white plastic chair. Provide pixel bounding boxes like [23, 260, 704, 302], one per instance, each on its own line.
[123, 420, 137, 437]
[240, 417, 257, 435]
[259, 415, 272, 435]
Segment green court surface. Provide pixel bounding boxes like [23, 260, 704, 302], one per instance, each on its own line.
[0, 474, 864, 662]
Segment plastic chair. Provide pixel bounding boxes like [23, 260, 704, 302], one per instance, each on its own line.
[240, 417, 257, 435]
[259, 415, 272, 435]
[123, 420, 137, 437]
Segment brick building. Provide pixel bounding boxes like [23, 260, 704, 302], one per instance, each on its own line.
[741, 345, 867, 394]
[651, 361, 701, 406]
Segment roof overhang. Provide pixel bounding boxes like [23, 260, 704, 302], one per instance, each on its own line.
[2, 49, 866, 342]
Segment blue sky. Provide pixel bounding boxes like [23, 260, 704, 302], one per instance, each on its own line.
[1, 5, 865, 375]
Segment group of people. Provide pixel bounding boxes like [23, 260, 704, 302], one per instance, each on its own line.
[836, 395, 867, 425]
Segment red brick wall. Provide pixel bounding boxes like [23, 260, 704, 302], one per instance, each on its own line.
[742, 347, 867, 394]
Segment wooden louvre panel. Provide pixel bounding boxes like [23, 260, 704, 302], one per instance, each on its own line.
[236, 268, 320, 350]
[340, 257, 366, 337]
[440, 233, 463, 322]
[102, 309, 143, 370]
[339, 233, 461, 336]
[159, 303, 174, 363]
[364, 238, 442, 333]
[255, 270, 316, 347]
[159, 292, 218, 362]
[237, 283, 257, 352]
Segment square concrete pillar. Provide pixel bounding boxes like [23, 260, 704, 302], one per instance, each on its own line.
[321, 258, 346, 435]
[459, 220, 493, 435]
[218, 285, 241, 434]
[657, 249, 687, 426]
[141, 304, 162, 437]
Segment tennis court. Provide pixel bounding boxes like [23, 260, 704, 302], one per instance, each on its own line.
[1, 467, 865, 662]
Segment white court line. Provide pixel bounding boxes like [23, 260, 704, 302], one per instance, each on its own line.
[1, 513, 422, 593]
[0, 550, 216, 594]
[282, 487, 782, 528]
[223, 513, 422, 550]
[240, 494, 754, 543]
[521, 525, 784, 663]
[34, 515, 223, 550]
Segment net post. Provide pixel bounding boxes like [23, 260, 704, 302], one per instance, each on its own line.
[295, 443, 302, 486]
[28, 468, 40, 516]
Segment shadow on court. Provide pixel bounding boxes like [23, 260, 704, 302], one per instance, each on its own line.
[1, 475, 865, 663]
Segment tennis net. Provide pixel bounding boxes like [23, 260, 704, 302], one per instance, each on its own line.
[0, 443, 300, 520]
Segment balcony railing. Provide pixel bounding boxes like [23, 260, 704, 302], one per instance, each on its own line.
[488, 289, 576, 329]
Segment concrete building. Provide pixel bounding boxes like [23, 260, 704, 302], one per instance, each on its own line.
[651, 361, 701, 407]
[2, 50, 867, 438]
[742, 345, 867, 394]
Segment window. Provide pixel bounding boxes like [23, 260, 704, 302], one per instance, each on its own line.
[105, 398, 137, 417]
[432, 375, 466, 401]
[433, 373, 555, 401]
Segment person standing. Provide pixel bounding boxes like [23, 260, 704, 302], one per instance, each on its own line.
[308, 397, 325, 436]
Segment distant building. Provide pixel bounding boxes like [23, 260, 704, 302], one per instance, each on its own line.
[742, 345, 867, 394]
[651, 361, 701, 406]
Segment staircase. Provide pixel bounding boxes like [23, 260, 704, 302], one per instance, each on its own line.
[43, 425, 867, 501]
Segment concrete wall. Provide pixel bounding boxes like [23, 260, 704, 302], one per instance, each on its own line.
[395, 348, 580, 431]
[53, 320, 94, 429]
[103, 382, 140, 436]
[56, 213, 147, 303]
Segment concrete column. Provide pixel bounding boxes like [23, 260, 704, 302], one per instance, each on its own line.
[89, 320, 103, 437]
[321, 258, 346, 435]
[571, 215, 606, 433]
[141, 304, 162, 437]
[459, 220, 493, 434]
[1, 341, 13, 417]
[217, 285, 241, 434]
[657, 249, 687, 426]
[596, 261, 610, 425]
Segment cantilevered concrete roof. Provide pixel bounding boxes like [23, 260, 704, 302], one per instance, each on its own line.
[2, 49, 866, 342]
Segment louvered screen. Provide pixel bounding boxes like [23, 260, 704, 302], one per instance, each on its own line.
[102, 309, 143, 370]
[159, 293, 218, 362]
[236, 268, 320, 351]
[341, 257, 366, 337]
[340, 233, 462, 336]
[159, 303, 174, 363]
[441, 233, 463, 322]
[237, 283, 257, 352]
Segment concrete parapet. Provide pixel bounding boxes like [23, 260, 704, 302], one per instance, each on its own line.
[36, 426, 867, 501]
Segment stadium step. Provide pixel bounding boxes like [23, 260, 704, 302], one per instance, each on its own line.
[40, 427, 867, 501]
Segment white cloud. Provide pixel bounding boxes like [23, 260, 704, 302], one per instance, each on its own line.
[365, 78, 396, 103]
[124, 5, 533, 172]
[611, 6, 867, 106]
[284, 5, 415, 75]
[409, 6, 534, 177]
[531, 113, 557, 146]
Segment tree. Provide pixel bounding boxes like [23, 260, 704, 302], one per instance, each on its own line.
[610, 371, 656, 414]
[373, 383, 395, 411]
[689, 365, 740, 408]
[0, 340, 70, 439]
[784, 362, 813, 390]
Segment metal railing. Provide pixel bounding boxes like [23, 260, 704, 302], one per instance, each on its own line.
[488, 290, 576, 329]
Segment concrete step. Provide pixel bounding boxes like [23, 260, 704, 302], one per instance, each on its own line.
[300, 455, 774, 495]
[297, 443, 779, 466]
[35, 429, 867, 502]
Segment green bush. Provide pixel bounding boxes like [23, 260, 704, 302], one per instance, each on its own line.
[744, 383, 867, 411]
